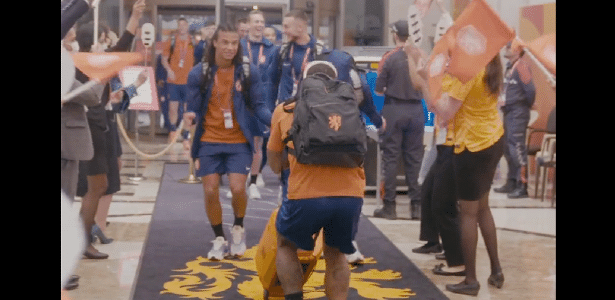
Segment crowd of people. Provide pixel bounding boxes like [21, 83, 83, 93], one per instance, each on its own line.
[62, 1, 535, 298]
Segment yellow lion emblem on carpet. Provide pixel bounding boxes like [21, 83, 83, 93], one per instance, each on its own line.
[160, 246, 414, 299]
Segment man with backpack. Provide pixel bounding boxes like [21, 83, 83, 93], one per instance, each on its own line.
[161, 17, 195, 145]
[267, 60, 365, 300]
[182, 24, 272, 261]
[267, 8, 385, 267]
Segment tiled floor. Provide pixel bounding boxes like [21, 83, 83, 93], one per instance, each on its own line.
[64, 134, 555, 300]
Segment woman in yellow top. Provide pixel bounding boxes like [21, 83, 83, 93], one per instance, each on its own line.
[433, 55, 505, 296]
[405, 40, 505, 295]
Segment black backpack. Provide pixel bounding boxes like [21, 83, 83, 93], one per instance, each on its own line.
[284, 73, 367, 168]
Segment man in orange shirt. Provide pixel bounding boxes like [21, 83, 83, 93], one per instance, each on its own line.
[183, 24, 272, 261]
[162, 17, 195, 144]
[267, 62, 365, 300]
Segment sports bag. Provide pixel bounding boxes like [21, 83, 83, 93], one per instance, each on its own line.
[285, 73, 367, 168]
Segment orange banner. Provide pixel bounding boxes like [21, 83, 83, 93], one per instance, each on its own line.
[527, 33, 555, 76]
[71, 52, 144, 81]
[424, 31, 454, 108]
[446, 0, 515, 83]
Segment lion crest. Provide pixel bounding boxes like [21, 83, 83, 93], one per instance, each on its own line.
[328, 114, 342, 131]
[160, 246, 414, 299]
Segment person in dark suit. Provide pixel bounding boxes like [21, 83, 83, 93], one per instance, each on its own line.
[73, 0, 146, 260]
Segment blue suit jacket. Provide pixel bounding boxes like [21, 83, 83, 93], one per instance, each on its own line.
[186, 61, 272, 159]
[240, 37, 279, 111]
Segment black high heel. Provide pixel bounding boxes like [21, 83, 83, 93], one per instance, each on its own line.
[91, 224, 114, 244]
[488, 272, 505, 288]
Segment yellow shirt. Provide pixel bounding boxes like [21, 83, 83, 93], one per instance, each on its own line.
[267, 102, 366, 200]
[442, 70, 504, 154]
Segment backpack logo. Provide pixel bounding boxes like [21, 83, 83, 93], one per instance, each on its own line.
[328, 114, 342, 131]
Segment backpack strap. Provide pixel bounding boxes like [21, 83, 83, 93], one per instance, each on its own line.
[199, 52, 211, 95]
[241, 55, 253, 111]
[168, 35, 176, 64]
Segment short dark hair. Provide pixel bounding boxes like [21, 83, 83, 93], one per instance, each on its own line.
[236, 18, 248, 25]
[75, 21, 108, 52]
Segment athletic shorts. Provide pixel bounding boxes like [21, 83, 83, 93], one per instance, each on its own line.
[453, 137, 504, 201]
[167, 83, 189, 103]
[196, 142, 253, 176]
[276, 196, 363, 254]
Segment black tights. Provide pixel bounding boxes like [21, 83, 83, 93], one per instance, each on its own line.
[458, 192, 502, 283]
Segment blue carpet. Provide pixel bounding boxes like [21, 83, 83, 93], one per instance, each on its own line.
[132, 163, 448, 299]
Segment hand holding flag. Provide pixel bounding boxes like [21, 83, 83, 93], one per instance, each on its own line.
[61, 52, 144, 104]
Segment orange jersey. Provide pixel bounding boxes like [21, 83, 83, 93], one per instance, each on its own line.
[163, 36, 195, 84]
[201, 66, 247, 144]
[267, 102, 366, 200]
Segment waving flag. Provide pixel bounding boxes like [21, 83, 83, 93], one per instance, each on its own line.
[62, 52, 144, 104]
[526, 33, 555, 76]
[71, 52, 144, 81]
[424, 30, 455, 108]
[446, 0, 515, 83]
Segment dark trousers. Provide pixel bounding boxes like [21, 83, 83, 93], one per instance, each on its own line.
[502, 106, 530, 182]
[379, 98, 424, 204]
[419, 145, 463, 267]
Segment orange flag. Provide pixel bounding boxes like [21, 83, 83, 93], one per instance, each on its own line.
[446, 0, 515, 83]
[71, 52, 144, 81]
[424, 29, 455, 108]
[526, 33, 556, 76]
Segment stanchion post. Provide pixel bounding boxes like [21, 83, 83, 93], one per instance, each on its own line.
[129, 109, 144, 182]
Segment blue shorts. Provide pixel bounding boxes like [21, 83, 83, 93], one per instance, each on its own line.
[276, 196, 363, 254]
[167, 83, 189, 103]
[196, 142, 253, 176]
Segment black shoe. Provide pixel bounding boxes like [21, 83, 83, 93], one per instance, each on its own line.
[64, 280, 79, 290]
[488, 272, 505, 288]
[508, 183, 529, 199]
[432, 263, 466, 276]
[83, 245, 109, 259]
[373, 203, 397, 220]
[446, 280, 480, 296]
[412, 243, 442, 254]
[91, 224, 114, 244]
[494, 179, 516, 193]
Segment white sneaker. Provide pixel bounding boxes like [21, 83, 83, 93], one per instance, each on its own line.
[207, 236, 229, 261]
[256, 175, 265, 187]
[248, 184, 261, 199]
[230, 225, 246, 257]
[346, 241, 364, 264]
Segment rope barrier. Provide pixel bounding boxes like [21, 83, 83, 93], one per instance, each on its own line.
[116, 113, 186, 159]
